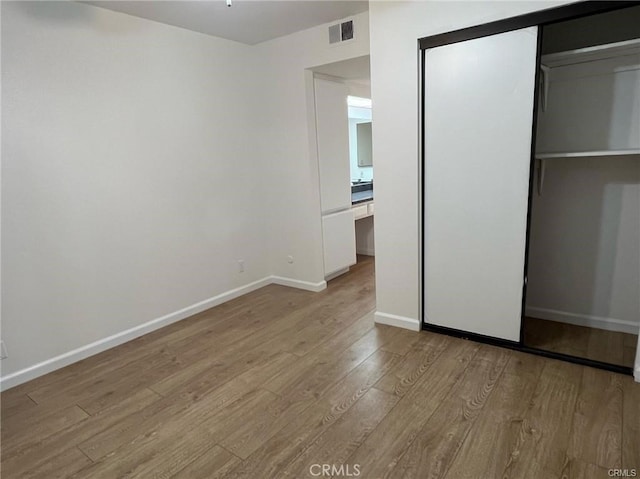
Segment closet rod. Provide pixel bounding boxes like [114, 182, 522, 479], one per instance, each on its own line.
[541, 38, 640, 68]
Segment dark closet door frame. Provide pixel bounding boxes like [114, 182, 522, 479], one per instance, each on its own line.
[418, 0, 640, 375]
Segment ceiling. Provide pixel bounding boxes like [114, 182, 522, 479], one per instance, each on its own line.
[83, 1, 369, 45]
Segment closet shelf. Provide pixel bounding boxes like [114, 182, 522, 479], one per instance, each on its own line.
[536, 149, 640, 160]
[534, 149, 640, 196]
[541, 38, 640, 68]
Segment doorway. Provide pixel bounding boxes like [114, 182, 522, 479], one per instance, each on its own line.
[309, 55, 375, 285]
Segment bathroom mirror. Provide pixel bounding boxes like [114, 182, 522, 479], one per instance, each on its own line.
[357, 122, 373, 167]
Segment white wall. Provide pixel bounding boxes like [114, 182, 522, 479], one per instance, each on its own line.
[526, 157, 640, 333]
[253, 11, 370, 283]
[1, 1, 269, 382]
[347, 81, 371, 100]
[368, 0, 571, 331]
[1, 3, 370, 388]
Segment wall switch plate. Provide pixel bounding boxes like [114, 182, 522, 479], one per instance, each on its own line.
[287, 255, 294, 264]
[238, 259, 245, 273]
[0, 341, 8, 360]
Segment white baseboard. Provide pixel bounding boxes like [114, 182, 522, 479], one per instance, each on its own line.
[526, 307, 640, 335]
[1, 274, 328, 391]
[324, 268, 350, 282]
[374, 311, 421, 331]
[356, 248, 375, 256]
[270, 276, 327, 292]
[635, 365, 640, 383]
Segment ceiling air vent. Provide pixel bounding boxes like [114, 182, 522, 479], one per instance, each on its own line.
[329, 23, 341, 44]
[341, 20, 354, 41]
[328, 20, 354, 44]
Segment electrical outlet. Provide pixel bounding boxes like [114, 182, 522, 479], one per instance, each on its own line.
[287, 255, 294, 264]
[238, 259, 245, 273]
[0, 341, 8, 360]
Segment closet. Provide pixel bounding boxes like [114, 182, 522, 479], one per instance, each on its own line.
[523, 10, 640, 368]
[419, 1, 640, 375]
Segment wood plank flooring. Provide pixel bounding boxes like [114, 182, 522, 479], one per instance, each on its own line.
[524, 316, 637, 368]
[2, 256, 639, 478]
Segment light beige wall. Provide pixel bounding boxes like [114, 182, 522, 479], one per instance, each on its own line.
[1, 1, 268, 384]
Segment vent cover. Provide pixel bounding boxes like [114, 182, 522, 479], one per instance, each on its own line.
[328, 20, 354, 44]
[341, 20, 353, 41]
[328, 24, 341, 44]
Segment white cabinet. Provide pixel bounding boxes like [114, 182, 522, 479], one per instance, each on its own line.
[322, 210, 356, 276]
[352, 204, 368, 220]
[351, 201, 374, 220]
[314, 78, 352, 214]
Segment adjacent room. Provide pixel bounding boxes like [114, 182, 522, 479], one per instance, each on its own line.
[2, 1, 639, 478]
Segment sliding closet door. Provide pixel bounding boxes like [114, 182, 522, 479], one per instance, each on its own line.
[423, 27, 538, 341]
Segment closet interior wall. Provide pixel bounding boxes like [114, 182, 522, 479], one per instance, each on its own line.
[524, 8, 640, 367]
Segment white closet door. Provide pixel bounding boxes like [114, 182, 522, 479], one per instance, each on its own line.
[423, 27, 538, 341]
[315, 78, 351, 214]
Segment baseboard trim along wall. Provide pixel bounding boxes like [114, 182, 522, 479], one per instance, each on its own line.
[271, 276, 327, 292]
[0, 274, 326, 391]
[374, 311, 421, 331]
[356, 248, 375, 256]
[526, 307, 640, 335]
[324, 268, 350, 282]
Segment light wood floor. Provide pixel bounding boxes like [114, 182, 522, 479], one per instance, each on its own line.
[1, 256, 639, 478]
[524, 316, 637, 368]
